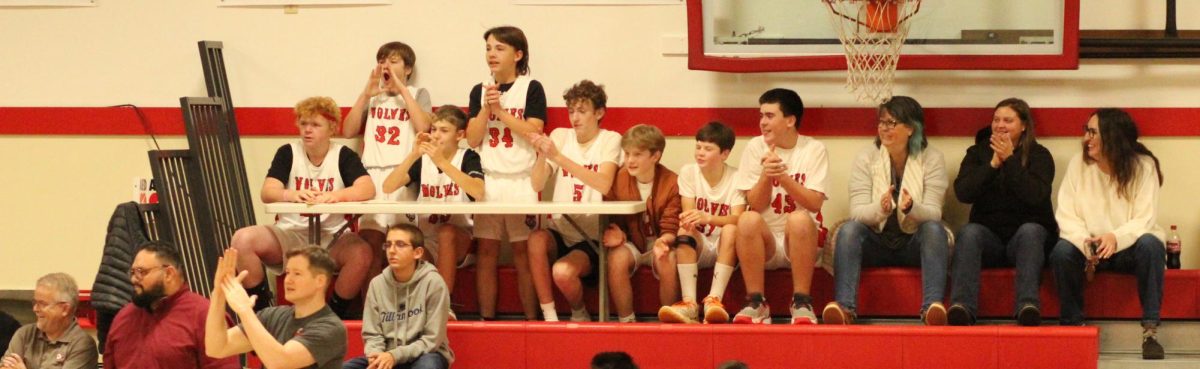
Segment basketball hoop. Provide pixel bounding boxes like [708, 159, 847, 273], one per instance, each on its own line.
[823, 0, 921, 103]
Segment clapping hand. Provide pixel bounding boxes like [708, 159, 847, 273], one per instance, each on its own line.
[880, 185, 895, 214]
[899, 188, 913, 214]
[761, 145, 787, 178]
[222, 269, 258, 317]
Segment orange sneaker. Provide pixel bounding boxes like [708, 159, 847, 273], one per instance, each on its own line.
[658, 300, 700, 324]
[702, 296, 729, 324]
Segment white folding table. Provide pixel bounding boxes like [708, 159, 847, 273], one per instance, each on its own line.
[265, 200, 647, 322]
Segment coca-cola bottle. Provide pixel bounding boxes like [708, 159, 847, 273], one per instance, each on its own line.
[1167, 225, 1182, 269]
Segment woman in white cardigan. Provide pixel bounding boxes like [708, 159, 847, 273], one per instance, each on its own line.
[1050, 108, 1165, 360]
[822, 96, 950, 325]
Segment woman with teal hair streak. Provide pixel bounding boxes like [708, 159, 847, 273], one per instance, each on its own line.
[822, 96, 952, 325]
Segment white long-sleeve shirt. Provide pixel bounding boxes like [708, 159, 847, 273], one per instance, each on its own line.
[1055, 153, 1165, 255]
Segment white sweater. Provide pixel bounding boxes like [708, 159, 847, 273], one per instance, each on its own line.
[1055, 153, 1165, 255]
[846, 144, 947, 234]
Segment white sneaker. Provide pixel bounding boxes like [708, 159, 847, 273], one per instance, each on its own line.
[570, 308, 591, 322]
[790, 301, 817, 325]
[732, 295, 771, 324]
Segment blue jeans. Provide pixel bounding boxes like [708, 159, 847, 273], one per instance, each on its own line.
[950, 223, 1047, 317]
[1049, 234, 1164, 326]
[343, 352, 448, 369]
[833, 220, 950, 313]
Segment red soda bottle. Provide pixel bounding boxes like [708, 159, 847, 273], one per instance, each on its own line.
[1167, 225, 1181, 269]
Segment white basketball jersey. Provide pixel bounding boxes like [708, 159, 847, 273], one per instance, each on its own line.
[277, 142, 350, 234]
[478, 76, 536, 175]
[678, 163, 746, 246]
[415, 149, 473, 236]
[547, 128, 622, 245]
[735, 135, 830, 234]
[362, 86, 423, 168]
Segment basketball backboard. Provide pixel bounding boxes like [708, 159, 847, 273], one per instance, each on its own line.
[687, 0, 1080, 72]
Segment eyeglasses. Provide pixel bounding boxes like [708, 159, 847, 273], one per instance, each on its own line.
[381, 241, 415, 251]
[129, 265, 167, 279]
[1083, 126, 1099, 138]
[32, 300, 66, 311]
[878, 119, 901, 130]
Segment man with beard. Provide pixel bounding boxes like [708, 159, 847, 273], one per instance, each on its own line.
[103, 242, 239, 369]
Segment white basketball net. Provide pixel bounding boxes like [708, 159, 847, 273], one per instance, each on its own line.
[823, 0, 921, 103]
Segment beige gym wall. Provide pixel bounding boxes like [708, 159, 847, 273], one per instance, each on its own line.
[1, 0, 1198, 290]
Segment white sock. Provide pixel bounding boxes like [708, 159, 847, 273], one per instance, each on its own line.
[708, 263, 734, 300]
[619, 314, 637, 323]
[541, 302, 558, 322]
[678, 263, 699, 303]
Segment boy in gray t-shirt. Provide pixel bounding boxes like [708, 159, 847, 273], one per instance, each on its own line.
[205, 246, 349, 369]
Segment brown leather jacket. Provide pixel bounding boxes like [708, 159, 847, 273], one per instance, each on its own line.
[604, 163, 681, 251]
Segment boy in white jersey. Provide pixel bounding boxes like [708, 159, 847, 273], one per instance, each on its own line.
[731, 89, 830, 325]
[659, 122, 746, 324]
[229, 96, 377, 319]
[382, 106, 483, 319]
[342, 42, 434, 277]
[527, 80, 622, 322]
[465, 26, 548, 320]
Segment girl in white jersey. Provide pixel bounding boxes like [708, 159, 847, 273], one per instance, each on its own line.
[228, 97, 376, 319]
[342, 42, 434, 278]
[465, 26, 548, 320]
[382, 106, 484, 320]
[658, 122, 746, 324]
[527, 80, 622, 322]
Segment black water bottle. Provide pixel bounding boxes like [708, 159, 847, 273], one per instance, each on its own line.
[1167, 225, 1181, 269]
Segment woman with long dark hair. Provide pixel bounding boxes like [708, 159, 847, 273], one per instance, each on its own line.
[949, 98, 1057, 326]
[1050, 108, 1166, 360]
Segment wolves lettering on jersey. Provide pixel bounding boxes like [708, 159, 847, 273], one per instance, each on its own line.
[420, 182, 462, 199]
[561, 164, 599, 178]
[488, 108, 525, 122]
[293, 177, 336, 192]
[369, 107, 411, 121]
[694, 197, 733, 236]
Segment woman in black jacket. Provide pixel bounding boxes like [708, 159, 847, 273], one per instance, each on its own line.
[948, 98, 1057, 326]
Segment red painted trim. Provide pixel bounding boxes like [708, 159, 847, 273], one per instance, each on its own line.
[3, 106, 1198, 137]
[686, 0, 1079, 71]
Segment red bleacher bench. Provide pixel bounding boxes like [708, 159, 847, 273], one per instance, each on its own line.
[447, 267, 1200, 319]
[256, 321, 1098, 369]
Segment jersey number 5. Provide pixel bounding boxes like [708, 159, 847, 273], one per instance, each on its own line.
[488, 127, 514, 148]
[374, 126, 402, 145]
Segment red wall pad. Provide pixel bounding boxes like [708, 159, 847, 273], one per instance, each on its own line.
[4, 107, 1200, 137]
[445, 268, 1200, 320]
[443, 323, 1098, 369]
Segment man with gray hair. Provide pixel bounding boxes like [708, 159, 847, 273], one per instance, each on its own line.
[2, 273, 98, 369]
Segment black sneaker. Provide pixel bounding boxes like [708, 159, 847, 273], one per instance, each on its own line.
[1142, 327, 1165, 360]
[1016, 304, 1041, 327]
[947, 304, 974, 326]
